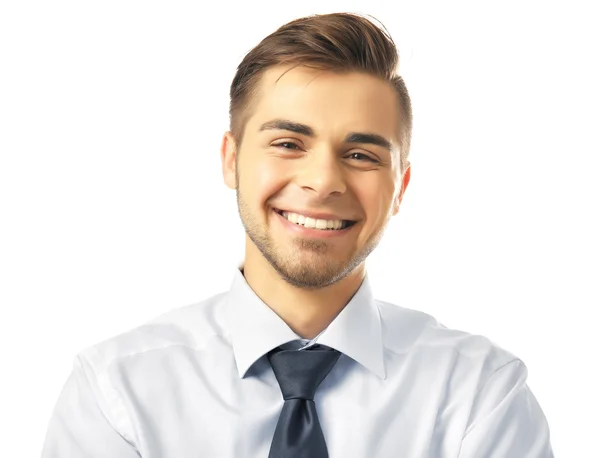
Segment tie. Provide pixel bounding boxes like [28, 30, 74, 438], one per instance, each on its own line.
[267, 344, 342, 458]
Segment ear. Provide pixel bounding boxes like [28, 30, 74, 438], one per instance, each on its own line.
[392, 164, 411, 216]
[221, 131, 237, 190]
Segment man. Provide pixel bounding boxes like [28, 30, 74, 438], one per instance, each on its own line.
[42, 12, 553, 457]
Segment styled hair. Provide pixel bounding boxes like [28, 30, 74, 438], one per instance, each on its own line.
[228, 12, 413, 169]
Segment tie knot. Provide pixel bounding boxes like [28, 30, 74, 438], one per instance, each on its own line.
[267, 344, 341, 401]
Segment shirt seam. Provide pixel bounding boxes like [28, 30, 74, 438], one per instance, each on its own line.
[461, 358, 523, 438]
[75, 354, 141, 454]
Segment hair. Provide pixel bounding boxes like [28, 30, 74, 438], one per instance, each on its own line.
[228, 12, 413, 170]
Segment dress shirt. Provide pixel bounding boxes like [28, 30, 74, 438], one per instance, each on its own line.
[42, 267, 553, 457]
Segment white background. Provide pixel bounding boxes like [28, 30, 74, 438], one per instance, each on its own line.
[1, 0, 598, 456]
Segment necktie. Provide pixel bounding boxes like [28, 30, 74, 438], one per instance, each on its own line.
[267, 344, 342, 458]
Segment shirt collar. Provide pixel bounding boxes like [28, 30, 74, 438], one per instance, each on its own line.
[224, 265, 386, 380]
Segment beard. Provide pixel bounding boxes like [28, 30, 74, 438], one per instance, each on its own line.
[235, 186, 389, 290]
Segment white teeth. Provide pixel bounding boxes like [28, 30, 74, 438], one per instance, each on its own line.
[280, 211, 349, 230]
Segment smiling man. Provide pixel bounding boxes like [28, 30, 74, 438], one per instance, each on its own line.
[223, 65, 409, 341]
[42, 13, 553, 458]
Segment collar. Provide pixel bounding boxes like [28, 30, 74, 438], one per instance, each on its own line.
[224, 265, 386, 380]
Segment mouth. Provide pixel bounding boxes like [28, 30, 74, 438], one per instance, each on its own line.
[274, 208, 357, 230]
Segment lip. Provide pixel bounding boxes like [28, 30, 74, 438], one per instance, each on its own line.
[274, 208, 357, 222]
[274, 209, 357, 238]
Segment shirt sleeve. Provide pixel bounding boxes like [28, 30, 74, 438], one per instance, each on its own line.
[41, 356, 140, 458]
[458, 359, 554, 458]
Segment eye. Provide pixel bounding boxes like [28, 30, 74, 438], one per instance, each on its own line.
[273, 141, 301, 150]
[347, 152, 379, 163]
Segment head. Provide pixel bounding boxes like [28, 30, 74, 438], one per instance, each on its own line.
[221, 12, 412, 289]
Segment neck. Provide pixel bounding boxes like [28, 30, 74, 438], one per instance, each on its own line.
[242, 238, 366, 340]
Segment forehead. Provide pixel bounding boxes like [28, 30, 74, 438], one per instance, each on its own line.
[246, 65, 402, 144]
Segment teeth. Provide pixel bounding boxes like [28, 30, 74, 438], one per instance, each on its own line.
[280, 211, 349, 230]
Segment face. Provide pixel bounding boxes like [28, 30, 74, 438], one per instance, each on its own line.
[222, 65, 410, 289]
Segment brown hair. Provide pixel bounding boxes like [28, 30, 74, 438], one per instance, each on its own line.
[229, 12, 413, 169]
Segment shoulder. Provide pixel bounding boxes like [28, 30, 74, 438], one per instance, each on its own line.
[77, 290, 229, 372]
[376, 299, 521, 379]
[63, 291, 228, 448]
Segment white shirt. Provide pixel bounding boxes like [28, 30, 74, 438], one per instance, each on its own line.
[42, 267, 553, 457]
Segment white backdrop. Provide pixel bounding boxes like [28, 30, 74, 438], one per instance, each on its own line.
[1, 0, 598, 456]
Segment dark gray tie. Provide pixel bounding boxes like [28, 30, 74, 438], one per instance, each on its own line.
[267, 344, 341, 458]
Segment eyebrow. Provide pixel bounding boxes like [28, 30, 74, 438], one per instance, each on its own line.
[258, 119, 394, 152]
[259, 119, 315, 137]
[345, 132, 393, 152]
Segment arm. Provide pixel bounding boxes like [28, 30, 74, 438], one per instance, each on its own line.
[458, 359, 553, 458]
[41, 357, 140, 458]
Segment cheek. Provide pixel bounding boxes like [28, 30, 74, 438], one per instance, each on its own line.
[357, 181, 395, 222]
[244, 157, 288, 204]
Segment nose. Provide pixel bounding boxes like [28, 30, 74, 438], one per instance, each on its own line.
[297, 149, 347, 199]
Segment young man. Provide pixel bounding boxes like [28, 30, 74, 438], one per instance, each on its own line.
[42, 13, 553, 457]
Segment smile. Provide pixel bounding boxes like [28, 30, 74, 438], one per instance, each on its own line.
[274, 209, 356, 230]
[274, 209, 357, 239]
